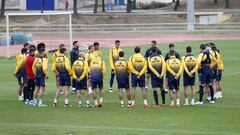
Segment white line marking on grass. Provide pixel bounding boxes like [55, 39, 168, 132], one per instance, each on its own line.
[0, 123, 239, 135]
[223, 72, 240, 76]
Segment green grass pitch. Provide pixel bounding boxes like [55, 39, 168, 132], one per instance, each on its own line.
[0, 40, 239, 135]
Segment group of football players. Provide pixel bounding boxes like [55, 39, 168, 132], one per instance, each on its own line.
[14, 40, 223, 108]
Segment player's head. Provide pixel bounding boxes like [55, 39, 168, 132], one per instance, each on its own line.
[206, 44, 211, 51]
[88, 45, 94, 52]
[59, 44, 65, 49]
[38, 47, 45, 55]
[169, 50, 175, 57]
[186, 46, 192, 53]
[29, 45, 36, 51]
[151, 46, 157, 53]
[23, 43, 29, 50]
[73, 41, 79, 49]
[151, 40, 157, 47]
[134, 46, 141, 53]
[37, 43, 46, 51]
[169, 43, 175, 51]
[21, 48, 28, 54]
[119, 51, 124, 57]
[29, 48, 36, 56]
[60, 47, 66, 54]
[93, 42, 100, 50]
[115, 40, 120, 48]
[200, 44, 206, 52]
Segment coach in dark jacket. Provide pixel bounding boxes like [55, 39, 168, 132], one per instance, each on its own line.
[70, 41, 80, 93]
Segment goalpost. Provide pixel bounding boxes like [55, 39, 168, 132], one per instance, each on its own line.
[5, 12, 73, 58]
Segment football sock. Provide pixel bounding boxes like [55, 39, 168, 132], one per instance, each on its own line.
[209, 85, 214, 101]
[199, 85, 204, 102]
[161, 90, 166, 104]
[153, 91, 159, 105]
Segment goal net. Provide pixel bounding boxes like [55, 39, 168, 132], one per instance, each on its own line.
[1, 12, 72, 58]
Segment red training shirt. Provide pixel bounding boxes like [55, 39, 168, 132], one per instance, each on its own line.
[26, 54, 35, 79]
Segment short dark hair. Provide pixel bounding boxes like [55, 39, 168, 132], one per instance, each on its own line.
[59, 44, 65, 49]
[169, 50, 175, 56]
[38, 48, 45, 53]
[73, 41, 78, 45]
[151, 40, 157, 44]
[29, 48, 35, 53]
[200, 44, 206, 50]
[37, 43, 46, 51]
[169, 43, 175, 48]
[93, 42, 99, 47]
[186, 46, 192, 53]
[29, 45, 36, 50]
[88, 45, 94, 50]
[151, 46, 157, 53]
[119, 51, 124, 57]
[60, 47, 66, 54]
[115, 40, 120, 44]
[21, 48, 28, 54]
[134, 47, 141, 53]
[23, 43, 29, 48]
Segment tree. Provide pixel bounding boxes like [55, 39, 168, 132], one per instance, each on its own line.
[126, 0, 131, 13]
[0, 0, 6, 18]
[94, 0, 98, 13]
[225, 0, 229, 8]
[174, 0, 180, 11]
[102, 0, 105, 12]
[73, 0, 78, 17]
[214, 0, 218, 4]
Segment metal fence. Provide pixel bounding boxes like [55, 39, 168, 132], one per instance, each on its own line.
[1, 22, 240, 57]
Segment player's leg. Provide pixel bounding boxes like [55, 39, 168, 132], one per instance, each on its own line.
[141, 87, 149, 108]
[98, 80, 104, 107]
[153, 88, 159, 108]
[118, 88, 124, 107]
[207, 70, 215, 103]
[175, 79, 180, 107]
[53, 76, 64, 106]
[184, 86, 189, 105]
[38, 85, 46, 106]
[109, 72, 115, 92]
[64, 85, 70, 107]
[28, 78, 35, 105]
[160, 86, 166, 106]
[130, 87, 136, 108]
[190, 85, 196, 105]
[168, 77, 174, 107]
[126, 87, 131, 107]
[145, 73, 151, 90]
[91, 81, 98, 107]
[76, 89, 82, 107]
[87, 76, 92, 94]
[33, 86, 40, 105]
[85, 89, 90, 108]
[72, 79, 76, 94]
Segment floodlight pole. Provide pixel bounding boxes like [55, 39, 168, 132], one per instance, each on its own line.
[69, 13, 73, 51]
[6, 14, 10, 58]
[187, 0, 195, 31]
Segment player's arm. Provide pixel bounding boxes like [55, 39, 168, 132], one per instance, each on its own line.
[148, 58, 160, 77]
[177, 61, 183, 76]
[109, 49, 115, 72]
[14, 56, 24, 74]
[160, 58, 166, 77]
[210, 54, 217, 68]
[138, 59, 147, 77]
[52, 60, 57, 75]
[102, 61, 106, 76]
[52, 52, 56, 63]
[43, 58, 48, 78]
[190, 59, 199, 75]
[71, 64, 77, 79]
[128, 57, 139, 75]
[182, 56, 191, 76]
[218, 54, 224, 70]
[197, 53, 203, 66]
[65, 56, 72, 76]
[32, 60, 36, 75]
[80, 62, 88, 80]
[166, 61, 176, 76]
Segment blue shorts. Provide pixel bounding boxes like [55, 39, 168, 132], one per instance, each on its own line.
[76, 77, 87, 90]
[36, 76, 45, 87]
[213, 69, 218, 80]
[151, 75, 163, 88]
[131, 74, 145, 88]
[200, 67, 213, 84]
[59, 74, 71, 86]
[16, 71, 26, 85]
[168, 76, 180, 90]
[183, 72, 195, 86]
[91, 80, 103, 89]
[216, 70, 222, 81]
[118, 82, 129, 89]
